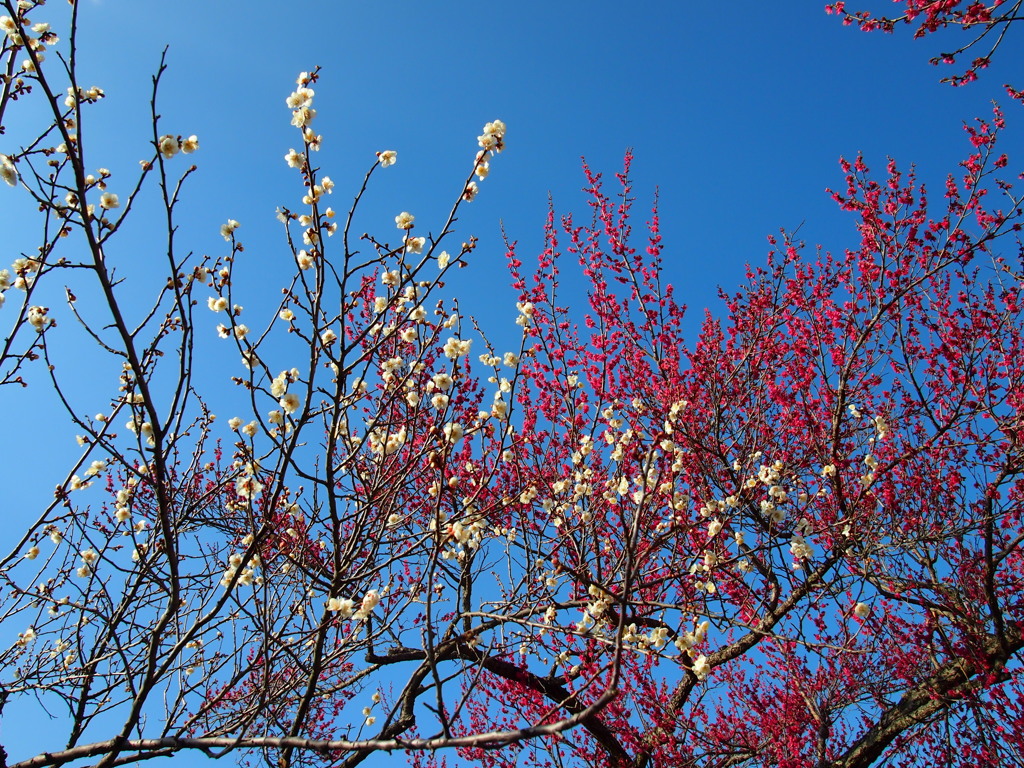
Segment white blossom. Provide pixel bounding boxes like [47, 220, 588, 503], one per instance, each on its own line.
[692, 654, 711, 680]
[286, 87, 314, 109]
[0, 154, 17, 187]
[220, 219, 240, 241]
[443, 337, 472, 359]
[158, 135, 180, 159]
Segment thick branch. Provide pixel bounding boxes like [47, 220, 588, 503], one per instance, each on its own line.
[367, 642, 630, 764]
[831, 626, 1024, 768]
[11, 690, 618, 768]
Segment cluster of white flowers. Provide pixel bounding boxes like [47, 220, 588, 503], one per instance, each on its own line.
[491, 393, 508, 420]
[851, 403, 891, 441]
[380, 355, 405, 383]
[113, 480, 136, 523]
[443, 422, 464, 444]
[77, 548, 98, 578]
[15, 626, 36, 647]
[622, 623, 671, 652]
[51, 637, 76, 668]
[82, 458, 106, 478]
[327, 596, 355, 617]
[207, 296, 229, 313]
[861, 453, 880, 488]
[228, 417, 259, 438]
[64, 84, 105, 109]
[360, 693, 382, 726]
[790, 535, 813, 561]
[330, 589, 380, 621]
[672, 620, 711, 678]
[157, 134, 199, 159]
[303, 176, 333, 207]
[443, 337, 472, 360]
[287, 81, 317, 129]
[691, 654, 711, 680]
[583, 584, 614, 623]
[218, 322, 247, 340]
[515, 301, 535, 327]
[220, 549, 260, 588]
[219, 219, 240, 241]
[447, 120, 504, 203]
[734, 460, 788, 525]
[0, 13, 24, 46]
[477, 120, 507, 153]
[286, 86, 314, 111]
[350, 589, 381, 619]
[27, 305, 50, 331]
[268, 369, 302, 415]
[7, 257, 39, 293]
[2, 11, 56, 47]
[227, 461, 264, 506]
[430, 372, 452, 391]
[367, 426, 407, 456]
[874, 415, 889, 439]
[428, 501, 489, 556]
[123, 404, 156, 446]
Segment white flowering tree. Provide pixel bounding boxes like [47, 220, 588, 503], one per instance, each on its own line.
[0, 3, 624, 767]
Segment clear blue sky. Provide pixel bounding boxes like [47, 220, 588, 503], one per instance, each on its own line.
[6, 1, 1019, 335]
[32, 0, 1016, 328]
[1, 0, 1020, 764]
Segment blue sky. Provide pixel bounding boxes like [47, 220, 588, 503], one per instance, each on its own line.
[2, 0, 1021, 764]
[8, 1, 1019, 329]
[50, 0, 1019, 322]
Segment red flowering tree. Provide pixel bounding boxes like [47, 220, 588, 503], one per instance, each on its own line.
[465, 112, 1024, 766]
[1, 2, 1024, 768]
[826, 0, 1024, 98]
